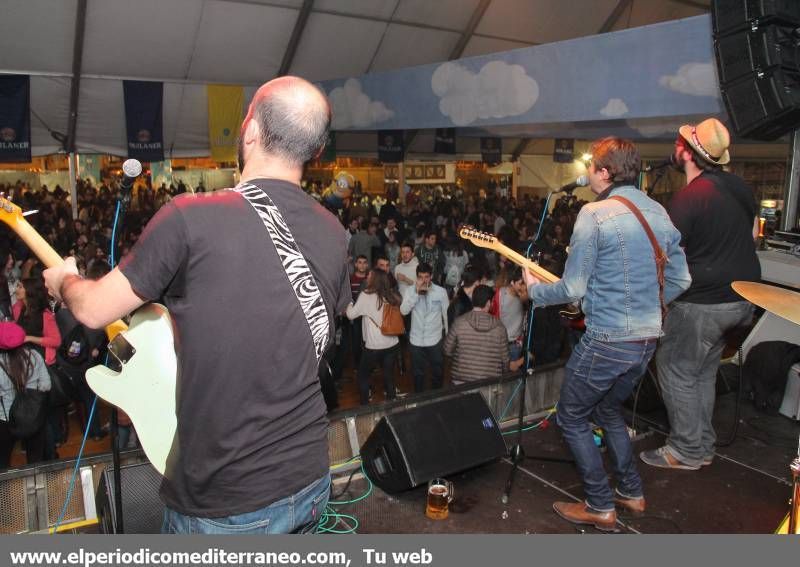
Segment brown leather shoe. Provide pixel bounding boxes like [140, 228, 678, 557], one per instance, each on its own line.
[614, 494, 646, 515]
[553, 501, 617, 532]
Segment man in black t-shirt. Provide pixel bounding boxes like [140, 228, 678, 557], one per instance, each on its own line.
[641, 118, 758, 472]
[43, 77, 350, 534]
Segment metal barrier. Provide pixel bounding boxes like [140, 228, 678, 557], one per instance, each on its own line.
[0, 363, 564, 534]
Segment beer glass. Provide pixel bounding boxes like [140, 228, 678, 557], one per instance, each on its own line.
[426, 478, 454, 520]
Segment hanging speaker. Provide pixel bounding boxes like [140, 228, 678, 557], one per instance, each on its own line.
[712, 0, 800, 140]
[712, 0, 800, 37]
[360, 392, 507, 494]
[96, 462, 164, 534]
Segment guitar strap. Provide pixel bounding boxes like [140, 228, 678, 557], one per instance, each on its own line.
[609, 195, 668, 319]
[232, 182, 330, 363]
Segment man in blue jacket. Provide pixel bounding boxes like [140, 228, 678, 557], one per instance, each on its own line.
[524, 137, 691, 531]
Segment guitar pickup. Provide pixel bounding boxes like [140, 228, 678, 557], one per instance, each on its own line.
[108, 333, 136, 366]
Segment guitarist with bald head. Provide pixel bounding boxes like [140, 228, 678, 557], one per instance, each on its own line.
[43, 77, 351, 534]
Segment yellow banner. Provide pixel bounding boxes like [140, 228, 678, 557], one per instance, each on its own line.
[207, 85, 244, 163]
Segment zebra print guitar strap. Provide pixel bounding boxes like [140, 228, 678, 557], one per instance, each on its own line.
[233, 182, 330, 363]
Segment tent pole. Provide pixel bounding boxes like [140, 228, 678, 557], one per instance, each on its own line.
[782, 130, 800, 232]
[68, 153, 78, 220]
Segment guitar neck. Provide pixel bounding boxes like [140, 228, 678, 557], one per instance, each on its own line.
[12, 216, 128, 340]
[495, 243, 560, 284]
[13, 218, 65, 269]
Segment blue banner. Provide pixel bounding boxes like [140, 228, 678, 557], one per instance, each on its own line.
[434, 128, 456, 154]
[123, 80, 164, 162]
[481, 137, 501, 164]
[0, 75, 31, 163]
[378, 130, 404, 163]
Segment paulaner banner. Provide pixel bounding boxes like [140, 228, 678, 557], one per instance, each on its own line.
[0, 75, 31, 163]
[480, 137, 501, 164]
[123, 80, 164, 162]
[207, 84, 244, 163]
[434, 128, 456, 154]
[378, 130, 404, 163]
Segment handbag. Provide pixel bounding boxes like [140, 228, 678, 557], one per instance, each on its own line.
[381, 303, 405, 336]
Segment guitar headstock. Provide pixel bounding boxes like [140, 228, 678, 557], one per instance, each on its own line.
[458, 225, 499, 250]
[0, 195, 24, 228]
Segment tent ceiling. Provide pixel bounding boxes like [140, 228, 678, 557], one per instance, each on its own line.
[1, 0, 710, 85]
[0, 0, 714, 157]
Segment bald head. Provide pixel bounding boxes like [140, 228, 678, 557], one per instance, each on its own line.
[241, 76, 331, 168]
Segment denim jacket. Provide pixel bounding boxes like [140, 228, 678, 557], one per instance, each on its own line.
[529, 185, 691, 341]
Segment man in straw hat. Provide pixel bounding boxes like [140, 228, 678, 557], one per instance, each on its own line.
[641, 118, 760, 471]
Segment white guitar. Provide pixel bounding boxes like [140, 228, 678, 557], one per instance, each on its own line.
[0, 196, 177, 475]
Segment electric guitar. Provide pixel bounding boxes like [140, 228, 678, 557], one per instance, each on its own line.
[0, 196, 177, 475]
[458, 226, 560, 284]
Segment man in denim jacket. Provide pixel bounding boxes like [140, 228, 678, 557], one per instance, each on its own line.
[524, 137, 690, 531]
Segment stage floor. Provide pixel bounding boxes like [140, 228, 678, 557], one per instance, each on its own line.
[332, 391, 800, 534]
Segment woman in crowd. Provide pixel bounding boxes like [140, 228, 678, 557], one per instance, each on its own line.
[0, 321, 51, 467]
[345, 269, 401, 405]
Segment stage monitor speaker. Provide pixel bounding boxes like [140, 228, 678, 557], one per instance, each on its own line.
[360, 392, 507, 494]
[96, 462, 164, 534]
[712, 0, 800, 37]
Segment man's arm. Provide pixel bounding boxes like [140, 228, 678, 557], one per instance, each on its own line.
[44, 259, 146, 330]
[525, 210, 598, 307]
[752, 215, 759, 241]
[662, 224, 692, 304]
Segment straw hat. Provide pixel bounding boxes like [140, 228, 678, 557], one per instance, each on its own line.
[678, 118, 730, 165]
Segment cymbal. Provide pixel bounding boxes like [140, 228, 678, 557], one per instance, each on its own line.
[732, 281, 800, 326]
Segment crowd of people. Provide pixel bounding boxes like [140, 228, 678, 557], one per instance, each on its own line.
[0, 72, 762, 536]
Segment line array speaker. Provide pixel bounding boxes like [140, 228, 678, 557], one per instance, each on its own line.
[712, 0, 800, 140]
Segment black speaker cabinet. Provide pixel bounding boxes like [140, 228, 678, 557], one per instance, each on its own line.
[96, 462, 164, 534]
[712, 0, 800, 37]
[360, 392, 507, 494]
[713, 0, 800, 140]
[721, 66, 800, 140]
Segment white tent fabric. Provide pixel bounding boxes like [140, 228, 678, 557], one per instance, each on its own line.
[0, 0, 710, 157]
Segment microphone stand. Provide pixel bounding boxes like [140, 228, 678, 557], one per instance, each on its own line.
[501, 237, 573, 505]
[109, 183, 133, 534]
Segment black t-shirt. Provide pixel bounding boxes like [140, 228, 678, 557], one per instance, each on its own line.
[668, 170, 761, 303]
[120, 179, 351, 516]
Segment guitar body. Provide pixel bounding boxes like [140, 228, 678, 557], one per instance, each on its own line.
[0, 196, 179, 476]
[86, 303, 177, 476]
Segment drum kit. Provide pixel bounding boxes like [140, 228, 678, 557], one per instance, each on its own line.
[731, 281, 800, 534]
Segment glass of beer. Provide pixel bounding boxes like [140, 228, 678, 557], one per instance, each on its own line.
[425, 478, 454, 520]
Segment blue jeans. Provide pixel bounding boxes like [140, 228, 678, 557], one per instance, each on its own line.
[410, 341, 444, 392]
[161, 474, 330, 534]
[656, 301, 753, 466]
[557, 335, 656, 511]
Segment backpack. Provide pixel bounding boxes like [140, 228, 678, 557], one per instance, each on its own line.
[0, 357, 48, 439]
[6, 389, 47, 439]
[57, 323, 91, 368]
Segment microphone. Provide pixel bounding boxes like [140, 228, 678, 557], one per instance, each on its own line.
[554, 175, 589, 194]
[644, 155, 675, 172]
[118, 159, 142, 204]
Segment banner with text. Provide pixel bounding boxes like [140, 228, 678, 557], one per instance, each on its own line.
[434, 128, 456, 154]
[553, 138, 574, 163]
[480, 137, 501, 164]
[207, 84, 244, 163]
[378, 130, 405, 163]
[0, 75, 31, 163]
[123, 80, 164, 162]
